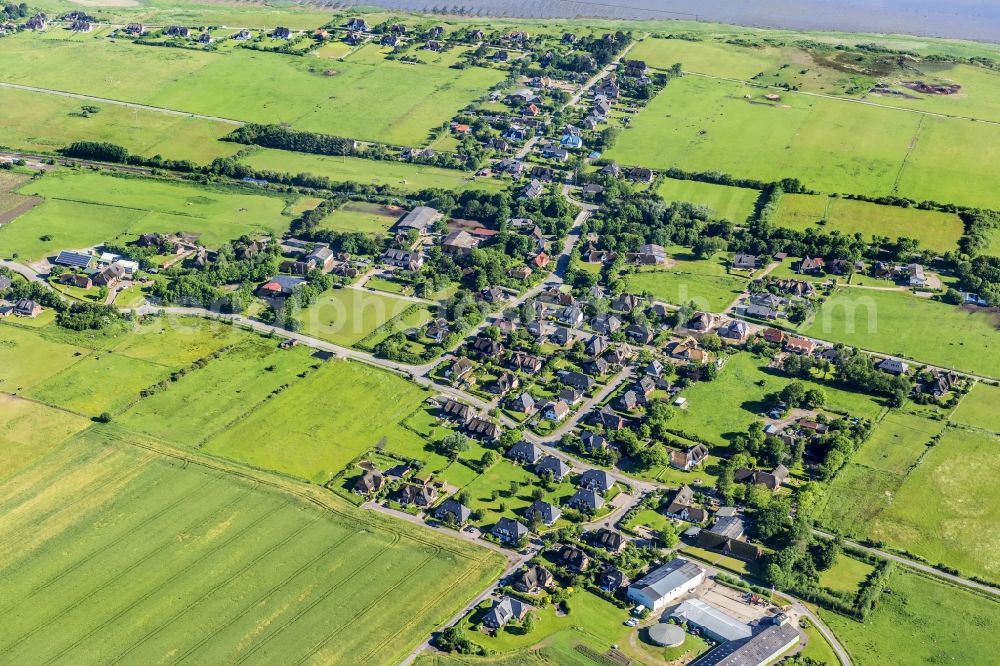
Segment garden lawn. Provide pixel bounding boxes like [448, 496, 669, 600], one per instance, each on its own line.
[203, 359, 431, 484]
[3, 170, 295, 260]
[801, 288, 1000, 378]
[869, 428, 1000, 581]
[0, 426, 503, 666]
[818, 555, 875, 595]
[657, 177, 759, 223]
[319, 201, 402, 235]
[852, 412, 943, 474]
[607, 75, 1000, 209]
[670, 353, 883, 446]
[26, 351, 172, 417]
[242, 149, 504, 192]
[0, 393, 89, 480]
[117, 339, 316, 446]
[0, 323, 89, 391]
[950, 381, 1000, 433]
[819, 568, 1000, 666]
[295, 287, 421, 347]
[773, 194, 965, 254]
[0, 86, 240, 164]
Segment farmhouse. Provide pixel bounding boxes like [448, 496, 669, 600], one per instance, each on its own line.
[59, 273, 93, 289]
[397, 482, 437, 508]
[734, 465, 789, 491]
[13, 299, 42, 318]
[626, 558, 705, 611]
[271, 26, 292, 39]
[732, 253, 758, 270]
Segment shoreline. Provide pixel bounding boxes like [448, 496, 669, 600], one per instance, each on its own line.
[342, 0, 1000, 45]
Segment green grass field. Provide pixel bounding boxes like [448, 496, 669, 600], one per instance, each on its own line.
[606, 74, 1000, 209]
[869, 428, 1000, 581]
[0, 322, 89, 391]
[951, 382, 1000, 433]
[295, 287, 424, 348]
[817, 463, 903, 537]
[0, 426, 503, 665]
[853, 412, 943, 475]
[204, 359, 431, 484]
[0, 393, 88, 480]
[0, 34, 504, 145]
[1, 170, 296, 260]
[0, 86, 240, 163]
[773, 194, 965, 254]
[670, 353, 884, 446]
[25, 350, 172, 417]
[242, 148, 505, 192]
[820, 568, 1000, 666]
[630, 37, 786, 80]
[657, 177, 759, 223]
[818, 555, 875, 595]
[118, 339, 317, 446]
[320, 201, 403, 235]
[801, 288, 1000, 378]
[624, 249, 748, 311]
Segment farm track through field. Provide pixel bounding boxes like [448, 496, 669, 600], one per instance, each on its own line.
[163, 529, 359, 664]
[229, 531, 409, 664]
[0, 82, 246, 125]
[0, 475, 262, 658]
[289, 549, 439, 666]
[892, 114, 925, 196]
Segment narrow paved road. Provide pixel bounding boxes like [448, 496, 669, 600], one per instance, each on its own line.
[813, 528, 1000, 597]
[0, 82, 246, 125]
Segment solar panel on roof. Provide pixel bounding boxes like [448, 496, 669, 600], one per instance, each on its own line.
[55, 251, 93, 268]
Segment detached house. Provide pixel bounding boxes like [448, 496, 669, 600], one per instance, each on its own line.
[507, 440, 543, 465]
[492, 517, 528, 544]
[525, 500, 561, 526]
[670, 444, 709, 471]
[483, 596, 528, 629]
[514, 565, 553, 594]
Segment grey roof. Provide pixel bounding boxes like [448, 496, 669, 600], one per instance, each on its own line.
[579, 469, 614, 493]
[493, 517, 528, 541]
[709, 515, 746, 539]
[629, 558, 704, 604]
[567, 488, 604, 511]
[396, 206, 440, 232]
[525, 500, 561, 525]
[483, 596, 526, 628]
[506, 440, 543, 464]
[693, 622, 800, 666]
[435, 498, 471, 524]
[536, 455, 571, 479]
[671, 598, 752, 643]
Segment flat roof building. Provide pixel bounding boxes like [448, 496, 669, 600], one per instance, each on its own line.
[670, 598, 752, 643]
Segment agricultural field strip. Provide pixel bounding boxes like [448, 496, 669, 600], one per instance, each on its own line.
[678, 70, 1000, 126]
[133, 528, 364, 664]
[0, 476, 275, 656]
[234, 544, 435, 665]
[0, 81, 245, 125]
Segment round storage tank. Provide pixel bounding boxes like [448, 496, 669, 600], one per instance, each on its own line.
[648, 622, 685, 647]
